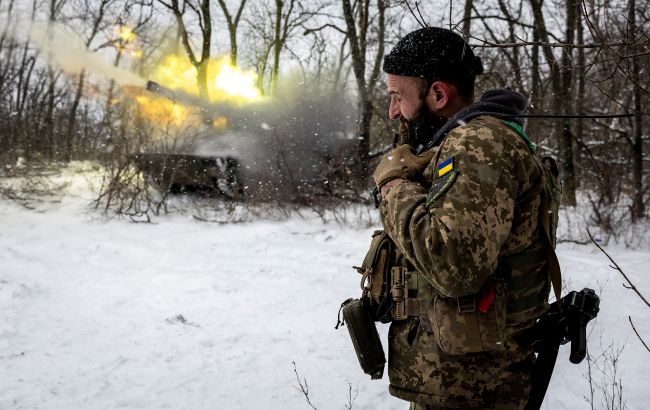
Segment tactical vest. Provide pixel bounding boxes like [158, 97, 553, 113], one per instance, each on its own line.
[357, 117, 562, 354]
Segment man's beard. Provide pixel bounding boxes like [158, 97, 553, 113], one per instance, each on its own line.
[399, 103, 448, 147]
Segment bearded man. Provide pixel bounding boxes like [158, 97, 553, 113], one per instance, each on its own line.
[372, 27, 554, 409]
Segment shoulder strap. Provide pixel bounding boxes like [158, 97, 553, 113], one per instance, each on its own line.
[498, 118, 563, 306]
[541, 223, 563, 306]
[535, 156, 563, 306]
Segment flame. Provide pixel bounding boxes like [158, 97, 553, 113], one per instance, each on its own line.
[124, 54, 261, 129]
[212, 116, 228, 128]
[116, 25, 136, 42]
[214, 62, 261, 101]
[113, 25, 142, 58]
[131, 93, 200, 127]
[150, 55, 262, 104]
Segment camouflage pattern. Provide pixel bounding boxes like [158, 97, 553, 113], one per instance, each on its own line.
[379, 115, 548, 407]
[373, 144, 436, 189]
[409, 396, 528, 410]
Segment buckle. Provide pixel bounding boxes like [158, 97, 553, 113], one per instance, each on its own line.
[457, 295, 476, 314]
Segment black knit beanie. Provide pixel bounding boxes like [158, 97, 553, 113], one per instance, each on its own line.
[383, 27, 483, 78]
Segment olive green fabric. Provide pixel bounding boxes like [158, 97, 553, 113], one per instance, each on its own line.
[373, 144, 436, 189]
[359, 230, 394, 304]
[503, 120, 537, 152]
[378, 115, 551, 407]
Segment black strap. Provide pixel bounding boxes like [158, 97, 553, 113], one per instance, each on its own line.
[524, 305, 566, 410]
[525, 342, 561, 409]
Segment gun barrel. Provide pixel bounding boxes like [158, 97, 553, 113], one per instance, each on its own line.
[145, 80, 161, 93]
[145, 80, 190, 102]
[144, 80, 237, 121]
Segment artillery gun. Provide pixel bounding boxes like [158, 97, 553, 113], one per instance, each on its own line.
[132, 80, 357, 201]
[129, 81, 245, 197]
[130, 152, 242, 198]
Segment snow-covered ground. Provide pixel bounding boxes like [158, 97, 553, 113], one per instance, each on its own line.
[1, 174, 649, 409]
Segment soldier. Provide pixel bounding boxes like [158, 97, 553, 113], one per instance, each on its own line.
[372, 27, 553, 409]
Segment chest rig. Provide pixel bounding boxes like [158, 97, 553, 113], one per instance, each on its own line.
[355, 230, 434, 326]
[356, 117, 562, 353]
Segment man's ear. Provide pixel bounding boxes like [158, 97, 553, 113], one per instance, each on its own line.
[427, 81, 450, 110]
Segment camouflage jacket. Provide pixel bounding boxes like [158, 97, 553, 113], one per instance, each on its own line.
[379, 115, 548, 408]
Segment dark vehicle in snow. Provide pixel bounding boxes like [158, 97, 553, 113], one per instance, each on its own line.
[130, 153, 243, 198]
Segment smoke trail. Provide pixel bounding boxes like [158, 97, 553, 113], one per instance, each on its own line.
[10, 19, 147, 87]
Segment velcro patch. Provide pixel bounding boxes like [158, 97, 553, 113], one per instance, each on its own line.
[426, 169, 458, 207]
[437, 157, 454, 177]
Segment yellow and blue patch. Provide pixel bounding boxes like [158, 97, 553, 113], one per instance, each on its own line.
[437, 157, 454, 177]
[426, 156, 458, 208]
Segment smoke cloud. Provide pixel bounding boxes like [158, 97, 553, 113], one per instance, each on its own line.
[1, 15, 146, 87]
[28, 22, 146, 87]
[0, 12, 360, 197]
[190, 81, 357, 190]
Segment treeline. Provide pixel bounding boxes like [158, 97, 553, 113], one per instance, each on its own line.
[0, 0, 648, 224]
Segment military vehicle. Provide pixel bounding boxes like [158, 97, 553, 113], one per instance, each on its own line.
[130, 153, 242, 197]
[128, 81, 245, 197]
[132, 80, 357, 200]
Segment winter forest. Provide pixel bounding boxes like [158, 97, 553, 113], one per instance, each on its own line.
[1, 0, 649, 409]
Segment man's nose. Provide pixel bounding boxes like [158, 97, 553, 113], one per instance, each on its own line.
[389, 99, 401, 120]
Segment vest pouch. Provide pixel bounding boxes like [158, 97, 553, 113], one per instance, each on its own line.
[341, 298, 386, 379]
[502, 251, 551, 326]
[429, 280, 507, 355]
[356, 230, 397, 323]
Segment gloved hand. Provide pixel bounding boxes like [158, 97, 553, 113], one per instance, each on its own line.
[372, 144, 435, 190]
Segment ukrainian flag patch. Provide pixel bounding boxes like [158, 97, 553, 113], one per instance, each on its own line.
[437, 157, 454, 177]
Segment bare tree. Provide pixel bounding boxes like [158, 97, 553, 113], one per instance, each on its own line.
[529, 0, 579, 205]
[245, 0, 321, 95]
[627, 0, 645, 220]
[100, 0, 155, 123]
[340, 0, 386, 178]
[216, 0, 248, 66]
[269, 0, 317, 95]
[64, 0, 114, 161]
[158, 0, 212, 99]
[44, 0, 68, 160]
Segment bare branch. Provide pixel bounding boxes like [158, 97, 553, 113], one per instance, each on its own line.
[587, 229, 650, 309]
[629, 316, 650, 354]
[345, 381, 358, 410]
[403, 0, 427, 28]
[291, 361, 318, 410]
[303, 23, 347, 35]
[469, 37, 644, 49]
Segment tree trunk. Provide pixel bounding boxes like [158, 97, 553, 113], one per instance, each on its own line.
[229, 29, 238, 65]
[165, 0, 211, 100]
[462, 0, 473, 41]
[531, 37, 540, 111]
[270, 0, 283, 96]
[104, 50, 123, 123]
[341, 0, 385, 180]
[44, 72, 56, 160]
[629, 0, 645, 220]
[217, 0, 247, 66]
[574, 7, 585, 186]
[530, 0, 577, 205]
[65, 70, 85, 162]
[358, 97, 372, 171]
[196, 60, 209, 100]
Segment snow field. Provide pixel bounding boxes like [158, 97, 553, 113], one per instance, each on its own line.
[1, 188, 649, 409]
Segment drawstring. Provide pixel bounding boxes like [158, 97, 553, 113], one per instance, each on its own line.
[335, 298, 353, 329]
